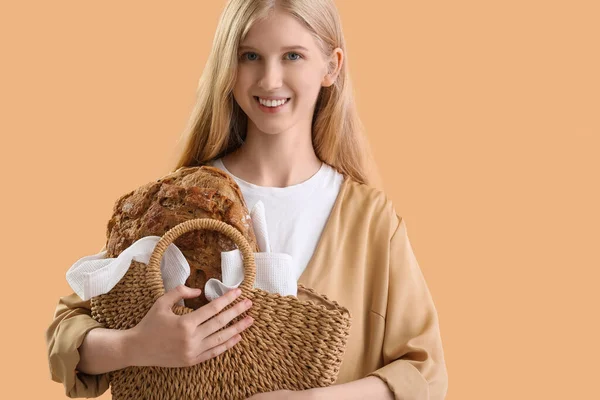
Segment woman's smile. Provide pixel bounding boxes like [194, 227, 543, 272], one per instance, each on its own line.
[254, 96, 291, 114]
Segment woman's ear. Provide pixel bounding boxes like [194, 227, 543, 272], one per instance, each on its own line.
[322, 47, 344, 87]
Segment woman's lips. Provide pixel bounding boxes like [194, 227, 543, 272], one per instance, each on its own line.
[254, 96, 291, 113]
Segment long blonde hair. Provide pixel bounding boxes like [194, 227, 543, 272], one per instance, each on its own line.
[173, 0, 381, 188]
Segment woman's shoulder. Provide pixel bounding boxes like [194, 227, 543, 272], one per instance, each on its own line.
[343, 177, 396, 211]
[341, 177, 400, 232]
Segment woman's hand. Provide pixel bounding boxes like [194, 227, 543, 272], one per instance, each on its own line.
[126, 284, 254, 368]
[245, 389, 315, 400]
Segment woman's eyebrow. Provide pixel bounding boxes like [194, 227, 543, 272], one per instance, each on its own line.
[239, 45, 309, 52]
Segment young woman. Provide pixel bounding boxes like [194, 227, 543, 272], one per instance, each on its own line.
[46, 1, 448, 399]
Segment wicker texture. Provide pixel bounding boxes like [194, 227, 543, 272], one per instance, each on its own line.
[90, 218, 352, 400]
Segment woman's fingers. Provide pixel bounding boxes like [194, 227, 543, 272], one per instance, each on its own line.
[158, 284, 203, 312]
[196, 296, 253, 338]
[202, 312, 254, 348]
[172, 287, 255, 367]
[194, 316, 255, 364]
[192, 331, 243, 365]
[181, 287, 244, 326]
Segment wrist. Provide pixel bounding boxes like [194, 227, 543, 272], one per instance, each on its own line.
[120, 328, 140, 368]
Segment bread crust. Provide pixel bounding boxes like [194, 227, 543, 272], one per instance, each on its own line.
[104, 165, 259, 309]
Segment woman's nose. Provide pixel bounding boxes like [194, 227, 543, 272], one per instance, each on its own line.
[258, 64, 283, 90]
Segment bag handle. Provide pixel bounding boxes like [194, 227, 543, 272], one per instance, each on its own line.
[147, 218, 257, 305]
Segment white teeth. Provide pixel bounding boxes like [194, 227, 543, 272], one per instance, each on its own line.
[258, 97, 288, 107]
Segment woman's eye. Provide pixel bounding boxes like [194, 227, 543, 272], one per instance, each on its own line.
[241, 52, 259, 61]
[286, 52, 302, 61]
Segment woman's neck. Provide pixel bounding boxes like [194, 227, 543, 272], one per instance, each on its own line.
[222, 133, 322, 188]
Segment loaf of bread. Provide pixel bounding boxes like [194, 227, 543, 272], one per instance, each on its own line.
[103, 165, 259, 309]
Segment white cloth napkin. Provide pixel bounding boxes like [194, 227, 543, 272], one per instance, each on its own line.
[65, 200, 297, 306]
[206, 250, 294, 301]
[66, 237, 190, 306]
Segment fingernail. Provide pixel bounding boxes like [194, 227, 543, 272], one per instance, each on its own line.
[235, 288, 242, 295]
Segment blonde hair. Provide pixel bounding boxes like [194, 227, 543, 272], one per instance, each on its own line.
[173, 0, 382, 188]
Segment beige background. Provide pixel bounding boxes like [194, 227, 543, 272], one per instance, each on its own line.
[1, 1, 598, 399]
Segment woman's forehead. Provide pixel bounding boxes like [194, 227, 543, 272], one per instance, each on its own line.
[240, 12, 315, 51]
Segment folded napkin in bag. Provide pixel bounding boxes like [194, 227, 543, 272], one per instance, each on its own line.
[66, 200, 297, 306]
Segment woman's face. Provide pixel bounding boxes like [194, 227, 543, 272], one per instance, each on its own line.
[232, 10, 337, 136]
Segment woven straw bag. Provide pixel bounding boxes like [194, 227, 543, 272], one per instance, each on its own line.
[90, 217, 352, 400]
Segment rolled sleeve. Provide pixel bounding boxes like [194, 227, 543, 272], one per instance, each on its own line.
[45, 292, 110, 398]
[367, 216, 448, 400]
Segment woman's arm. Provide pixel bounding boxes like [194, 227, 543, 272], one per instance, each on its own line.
[308, 376, 394, 399]
[76, 326, 136, 375]
[365, 215, 449, 400]
[45, 292, 111, 398]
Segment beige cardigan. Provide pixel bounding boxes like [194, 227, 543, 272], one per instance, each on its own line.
[45, 176, 448, 399]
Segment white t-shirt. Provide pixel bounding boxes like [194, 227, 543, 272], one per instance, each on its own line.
[209, 158, 344, 280]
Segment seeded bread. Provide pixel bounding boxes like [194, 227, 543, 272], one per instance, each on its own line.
[104, 165, 259, 309]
